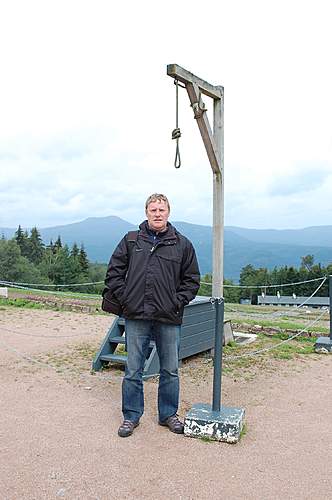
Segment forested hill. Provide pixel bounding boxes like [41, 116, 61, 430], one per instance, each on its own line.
[2, 217, 332, 280]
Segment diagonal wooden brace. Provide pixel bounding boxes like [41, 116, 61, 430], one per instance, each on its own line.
[186, 82, 221, 175]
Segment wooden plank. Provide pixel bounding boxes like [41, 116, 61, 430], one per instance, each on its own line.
[167, 64, 223, 99]
[181, 319, 215, 337]
[184, 307, 214, 319]
[185, 301, 215, 316]
[180, 338, 214, 359]
[180, 330, 214, 349]
[182, 311, 215, 328]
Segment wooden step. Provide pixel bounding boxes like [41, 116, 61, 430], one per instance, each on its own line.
[100, 353, 127, 364]
[109, 336, 125, 344]
[108, 336, 155, 348]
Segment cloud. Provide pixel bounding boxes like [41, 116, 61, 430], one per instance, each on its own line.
[1, 1, 332, 230]
[267, 163, 332, 196]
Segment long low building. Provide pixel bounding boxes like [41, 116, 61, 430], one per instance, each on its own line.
[256, 295, 329, 307]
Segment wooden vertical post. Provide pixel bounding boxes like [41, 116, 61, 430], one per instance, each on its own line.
[213, 87, 224, 297]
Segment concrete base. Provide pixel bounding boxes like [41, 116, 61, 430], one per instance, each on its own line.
[314, 337, 332, 353]
[223, 320, 234, 346]
[234, 332, 258, 346]
[184, 403, 245, 443]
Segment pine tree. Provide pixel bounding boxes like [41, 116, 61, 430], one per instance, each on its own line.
[29, 227, 45, 264]
[54, 235, 62, 250]
[71, 242, 79, 258]
[78, 244, 89, 274]
[15, 225, 25, 247]
[15, 225, 30, 258]
[48, 239, 56, 254]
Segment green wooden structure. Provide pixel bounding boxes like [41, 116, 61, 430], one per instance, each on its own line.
[92, 296, 215, 378]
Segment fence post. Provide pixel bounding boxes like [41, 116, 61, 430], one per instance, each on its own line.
[314, 275, 332, 352]
[329, 275, 332, 342]
[212, 298, 224, 412]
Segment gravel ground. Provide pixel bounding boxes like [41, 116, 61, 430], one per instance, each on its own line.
[0, 307, 331, 500]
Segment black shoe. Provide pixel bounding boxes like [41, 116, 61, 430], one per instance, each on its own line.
[159, 414, 184, 434]
[118, 419, 139, 438]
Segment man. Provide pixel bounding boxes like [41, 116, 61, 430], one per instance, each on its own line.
[105, 193, 200, 437]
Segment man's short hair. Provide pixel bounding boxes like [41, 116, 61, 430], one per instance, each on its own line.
[145, 193, 170, 212]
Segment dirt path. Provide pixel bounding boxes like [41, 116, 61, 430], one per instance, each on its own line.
[0, 307, 331, 499]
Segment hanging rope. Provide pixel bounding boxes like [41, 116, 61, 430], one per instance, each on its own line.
[172, 79, 181, 168]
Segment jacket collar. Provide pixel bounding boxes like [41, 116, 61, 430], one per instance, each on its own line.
[139, 220, 177, 242]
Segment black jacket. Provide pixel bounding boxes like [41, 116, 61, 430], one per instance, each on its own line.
[104, 221, 200, 325]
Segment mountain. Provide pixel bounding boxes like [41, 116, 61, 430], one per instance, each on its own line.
[228, 225, 332, 248]
[2, 218, 332, 280]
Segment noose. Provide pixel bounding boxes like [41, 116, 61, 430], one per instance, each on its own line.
[172, 79, 181, 168]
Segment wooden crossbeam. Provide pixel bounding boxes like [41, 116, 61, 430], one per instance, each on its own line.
[167, 64, 223, 100]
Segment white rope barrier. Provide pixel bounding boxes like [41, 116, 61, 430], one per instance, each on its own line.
[200, 276, 326, 289]
[223, 308, 328, 360]
[1, 275, 328, 290]
[0, 283, 100, 299]
[0, 280, 103, 287]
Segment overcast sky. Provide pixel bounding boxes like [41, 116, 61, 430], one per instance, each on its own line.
[1, 0, 332, 230]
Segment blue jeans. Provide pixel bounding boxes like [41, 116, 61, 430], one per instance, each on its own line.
[122, 319, 181, 423]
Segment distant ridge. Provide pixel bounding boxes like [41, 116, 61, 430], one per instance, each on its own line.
[228, 225, 332, 248]
[1, 217, 332, 280]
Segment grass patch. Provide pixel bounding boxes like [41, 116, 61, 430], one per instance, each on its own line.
[240, 423, 247, 438]
[228, 316, 328, 334]
[37, 341, 100, 374]
[8, 287, 101, 301]
[199, 435, 215, 443]
[219, 331, 319, 379]
[0, 298, 47, 309]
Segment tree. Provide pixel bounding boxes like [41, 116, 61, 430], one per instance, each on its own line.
[0, 239, 21, 281]
[78, 244, 89, 275]
[14, 225, 30, 258]
[198, 273, 241, 303]
[239, 264, 257, 299]
[28, 227, 45, 265]
[45, 244, 75, 285]
[0, 239, 46, 283]
[70, 242, 79, 258]
[198, 273, 212, 297]
[15, 224, 25, 247]
[224, 279, 241, 303]
[54, 235, 62, 250]
[301, 254, 314, 272]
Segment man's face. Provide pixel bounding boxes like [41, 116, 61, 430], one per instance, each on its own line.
[146, 200, 170, 232]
